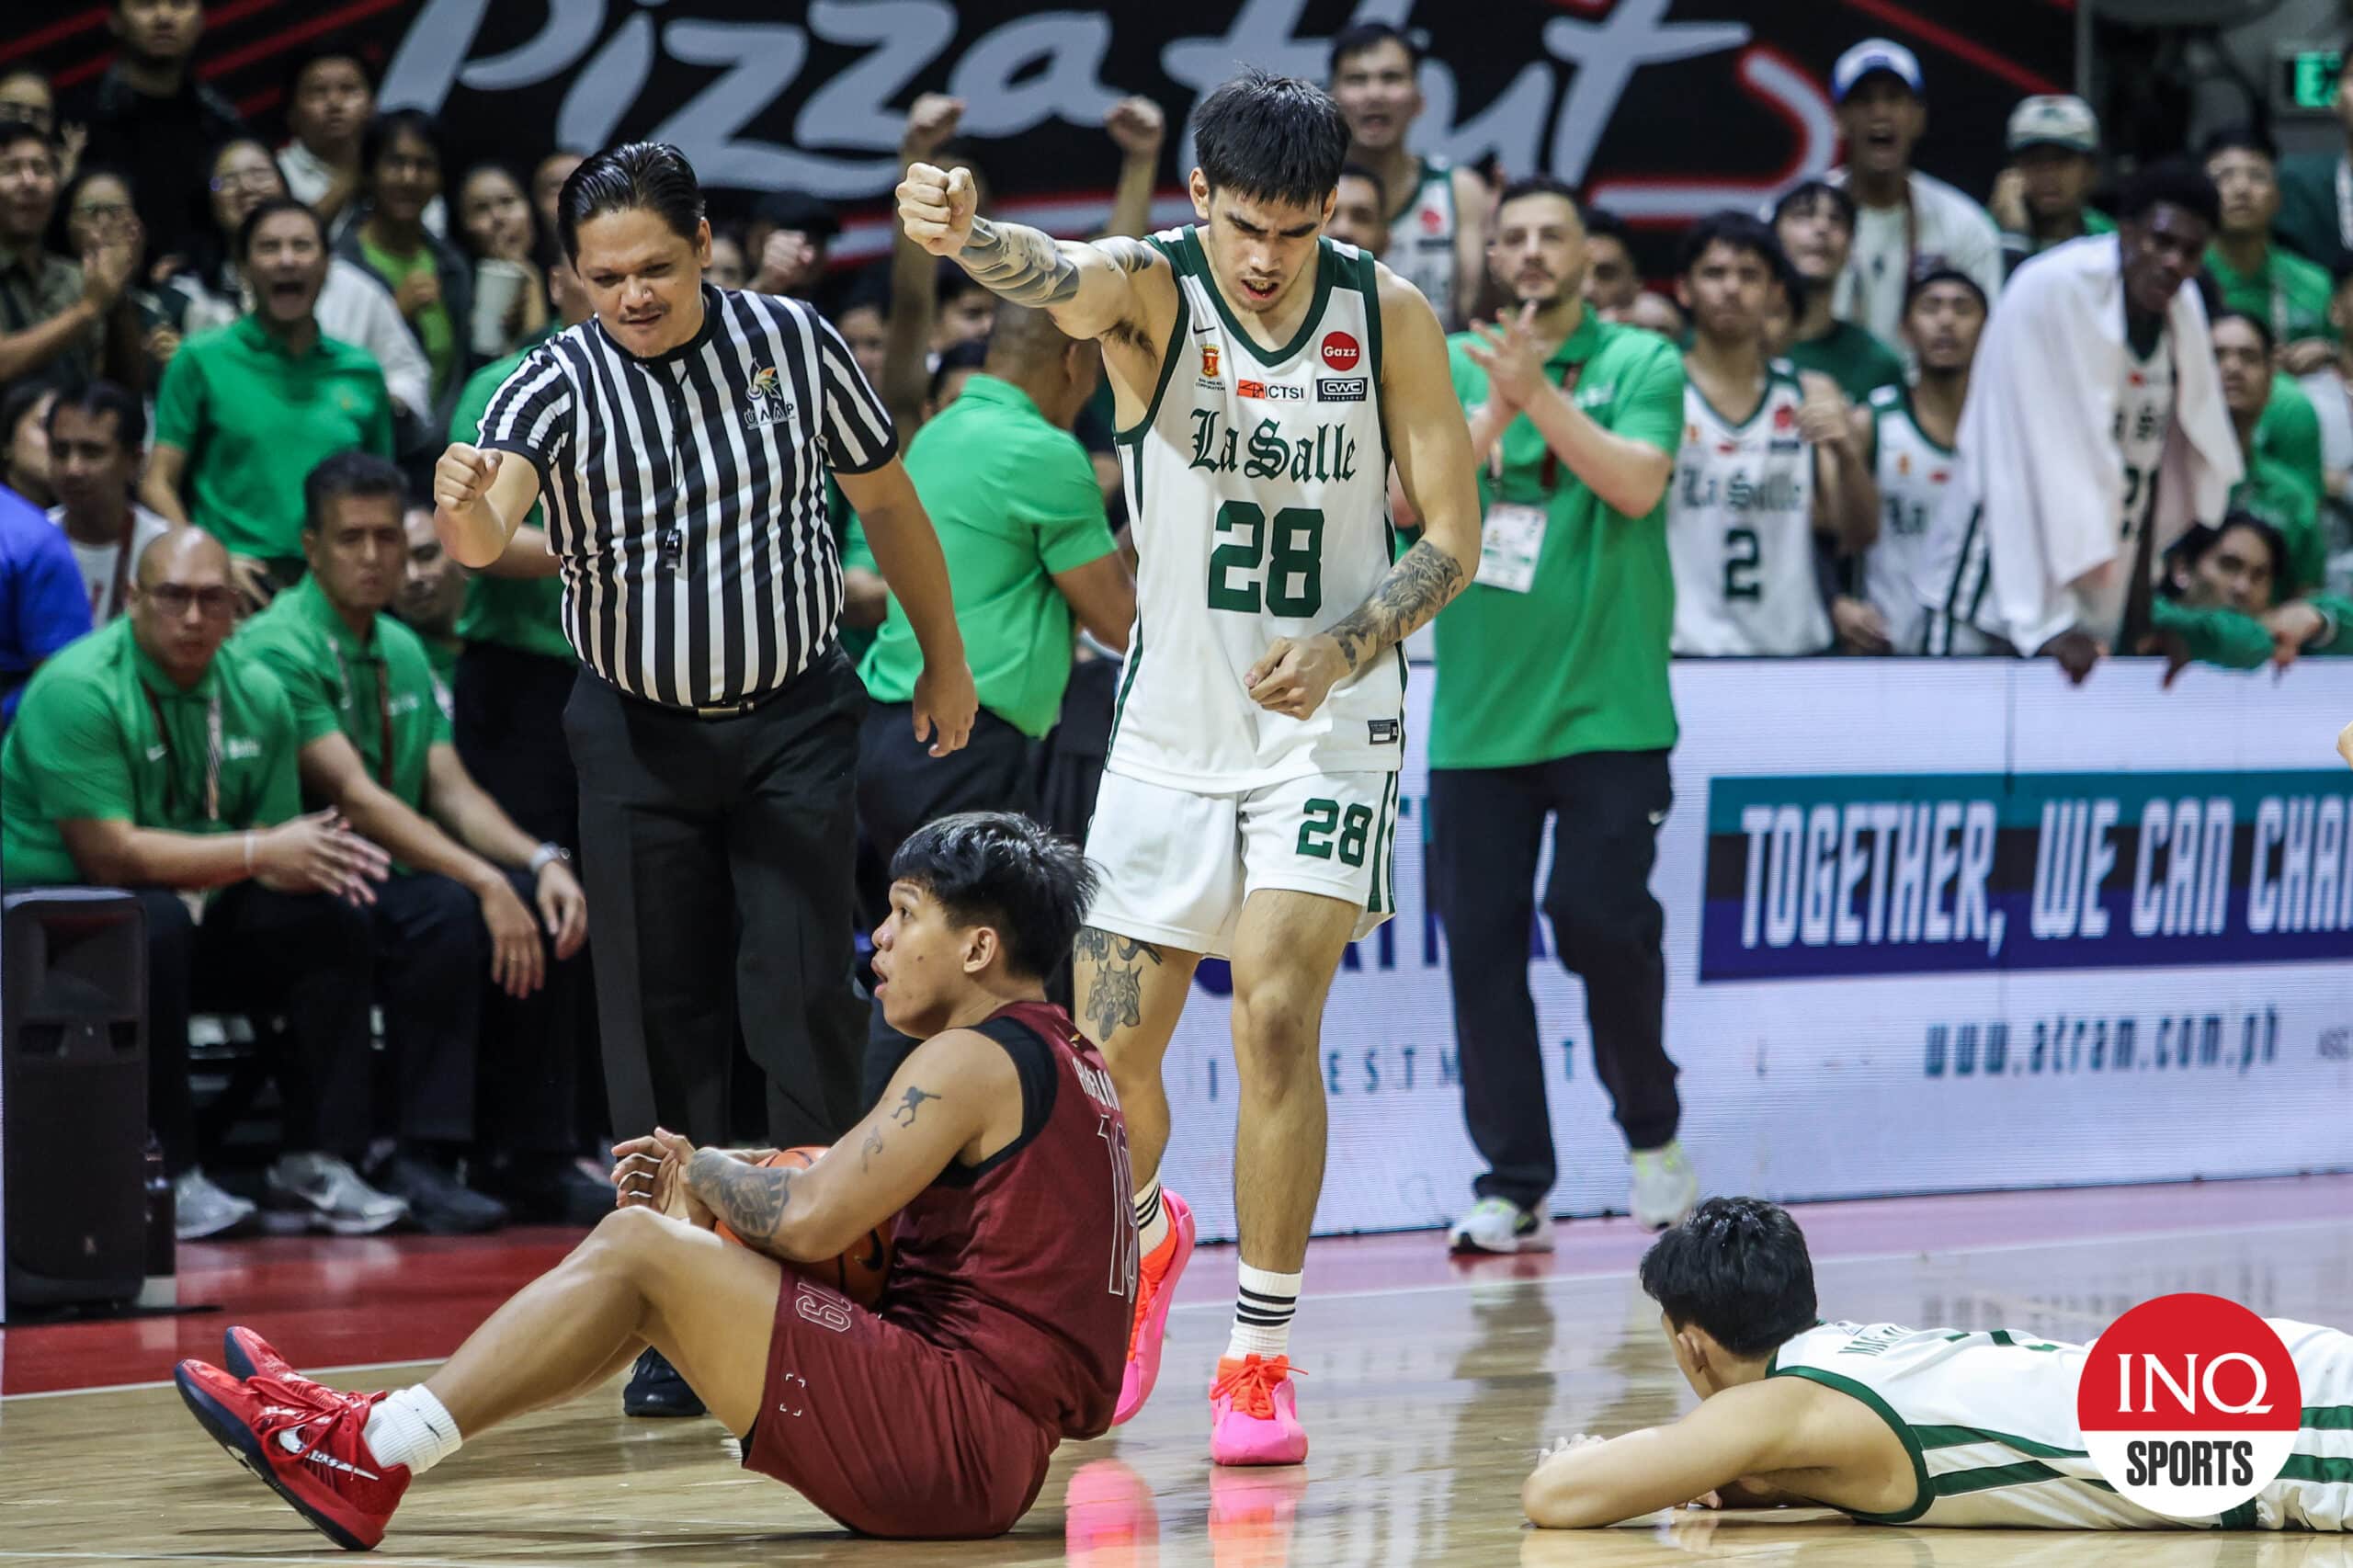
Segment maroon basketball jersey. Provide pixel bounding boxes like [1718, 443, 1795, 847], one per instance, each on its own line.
[880, 1000, 1139, 1438]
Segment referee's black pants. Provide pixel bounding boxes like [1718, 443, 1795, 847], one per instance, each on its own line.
[1428, 749, 1681, 1214]
[564, 651, 868, 1151]
[854, 701, 1039, 1105]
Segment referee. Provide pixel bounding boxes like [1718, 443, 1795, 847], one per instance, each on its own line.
[432, 144, 974, 1407]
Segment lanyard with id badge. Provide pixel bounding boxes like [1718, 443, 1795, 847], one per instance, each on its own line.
[1475, 358, 1581, 594]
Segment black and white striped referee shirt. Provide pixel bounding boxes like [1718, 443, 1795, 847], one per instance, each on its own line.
[477, 282, 895, 708]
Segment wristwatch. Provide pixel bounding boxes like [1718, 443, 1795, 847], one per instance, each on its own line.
[528, 842, 572, 875]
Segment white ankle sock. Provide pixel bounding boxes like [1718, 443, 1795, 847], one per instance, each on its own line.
[361, 1385, 462, 1475]
[1134, 1178, 1170, 1256]
[1225, 1262, 1302, 1361]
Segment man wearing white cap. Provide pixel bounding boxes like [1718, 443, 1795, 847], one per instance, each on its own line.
[1992, 95, 2113, 278]
[1824, 38, 2004, 346]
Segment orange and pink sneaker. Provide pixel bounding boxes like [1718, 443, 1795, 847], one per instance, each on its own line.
[1209, 1353, 1308, 1466]
[1113, 1188, 1195, 1425]
[175, 1358, 409, 1551]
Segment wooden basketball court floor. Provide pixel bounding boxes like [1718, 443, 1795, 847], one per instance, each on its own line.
[2, 1174, 2347, 1567]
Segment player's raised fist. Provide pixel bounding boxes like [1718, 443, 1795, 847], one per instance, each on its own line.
[899, 163, 978, 257]
[434, 442, 503, 513]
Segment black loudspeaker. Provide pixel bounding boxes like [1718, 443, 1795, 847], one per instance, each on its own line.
[3, 889, 147, 1312]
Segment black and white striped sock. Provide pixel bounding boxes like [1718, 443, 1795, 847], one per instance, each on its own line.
[1135, 1178, 1169, 1256]
[1226, 1263, 1302, 1361]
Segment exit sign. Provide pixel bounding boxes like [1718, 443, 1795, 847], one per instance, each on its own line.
[2280, 47, 2344, 112]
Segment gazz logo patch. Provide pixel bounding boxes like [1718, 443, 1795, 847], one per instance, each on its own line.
[744, 365, 792, 429]
[1317, 377, 1367, 403]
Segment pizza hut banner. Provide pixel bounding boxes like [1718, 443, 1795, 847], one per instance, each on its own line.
[16, 0, 2072, 268]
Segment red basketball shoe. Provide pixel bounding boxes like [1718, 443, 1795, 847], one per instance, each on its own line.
[176, 1358, 408, 1551]
[222, 1324, 300, 1383]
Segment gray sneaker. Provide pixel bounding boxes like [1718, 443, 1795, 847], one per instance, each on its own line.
[173, 1167, 258, 1241]
[1630, 1141, 1700, 1231]
[267, 1152, 409, 1235]
[1448, 1196, 1556, 1255]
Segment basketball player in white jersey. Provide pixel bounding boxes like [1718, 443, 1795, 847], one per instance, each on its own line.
[898, 69, 1481, 1465]
[1667, 212, 1877, 656]
[1526, 1197, 2351, 1531]
[1839, 268, 1985, 654]
[1327, 22, 1493, 331]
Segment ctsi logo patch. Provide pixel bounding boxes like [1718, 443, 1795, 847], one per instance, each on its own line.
[2077, 1293, 2301, 1518]
[1321, 331, 1360, 372]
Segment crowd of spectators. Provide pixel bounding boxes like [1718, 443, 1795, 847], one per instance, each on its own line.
[1, 6, 2349, 1247]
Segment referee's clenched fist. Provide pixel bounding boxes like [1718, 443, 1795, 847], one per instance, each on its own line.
[434, 442, 504, 513]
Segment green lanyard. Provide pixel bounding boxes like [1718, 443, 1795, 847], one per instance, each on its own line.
[328, 641, 396, 788]
[142, 685, 222, 824]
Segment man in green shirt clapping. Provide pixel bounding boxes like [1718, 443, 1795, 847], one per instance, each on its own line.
[1425, 176, 1698, 1256]
[0, 528, 394, 1239]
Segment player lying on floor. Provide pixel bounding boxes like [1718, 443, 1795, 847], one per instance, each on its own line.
[174, 812, 1139, 1550]
[1524, 1197, 2348, 1532]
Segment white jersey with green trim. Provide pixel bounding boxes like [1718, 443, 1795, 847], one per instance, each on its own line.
[1768, 1318, 2353, 1530]
[1389, 156, 1461, 330]
[1865, 384, 1957, 654]
[1107, 225, 1403, 792]
[1668, 365, 1830, 656]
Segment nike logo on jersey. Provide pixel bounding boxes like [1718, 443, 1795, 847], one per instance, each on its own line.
[147, 744, 167, 761]
[275, 1426, 381, 1480]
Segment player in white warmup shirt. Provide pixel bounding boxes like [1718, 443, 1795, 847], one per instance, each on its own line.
[1841, 268, 1985, 654]
[1525, 1198, 2351, 1531]
[898, 68, 1480, 1467]
[1667, 212, 1878, 657]
[1326, 21, 1493, 331]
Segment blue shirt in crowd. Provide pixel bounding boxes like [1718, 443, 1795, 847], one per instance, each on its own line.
[0, 483, 94, 731]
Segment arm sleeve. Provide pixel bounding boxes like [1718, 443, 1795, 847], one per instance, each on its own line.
[246, 672, 303, 827]
[476, 345, 573, 487]
[151, 341, 204, 450]
[23, 679, 137, 823]
[1033, 446, 1120, 574]
[2151, 596, 2273, 669]
[16, 528, 94, 662]
[1615, 338, 1688, 457]
[813, 310, 899, 475]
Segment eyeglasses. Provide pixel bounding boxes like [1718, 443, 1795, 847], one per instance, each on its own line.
[145, 585, 241, 619]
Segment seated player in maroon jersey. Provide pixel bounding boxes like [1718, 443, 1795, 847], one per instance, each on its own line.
[174, 812, 1140, 1549]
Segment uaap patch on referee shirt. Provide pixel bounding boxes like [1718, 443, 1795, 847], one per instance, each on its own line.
[744, 366, 791, 429]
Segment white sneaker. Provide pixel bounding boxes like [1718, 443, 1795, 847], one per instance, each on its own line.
[267, 1152, 409, 1235]
[1629, 1142, 1699, 1231]
[173, 1166, 257, 1241]
[1447, 1196, 1556, 1254]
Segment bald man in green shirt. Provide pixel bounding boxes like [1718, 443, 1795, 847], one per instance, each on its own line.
[854, 302, 1135, 1095]
[0, 528, 395, 1240]
[238, 452, 597, 1232]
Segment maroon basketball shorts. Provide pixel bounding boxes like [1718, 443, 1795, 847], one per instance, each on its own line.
[740, 1273, 1057, 1538]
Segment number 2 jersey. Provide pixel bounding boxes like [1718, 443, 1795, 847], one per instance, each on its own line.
[1667, 367, 1829, 656]
[881, 1001, 1136, 1439]
[1110, 227, 1404, 791]
[1768, 1318, 2351, 1529]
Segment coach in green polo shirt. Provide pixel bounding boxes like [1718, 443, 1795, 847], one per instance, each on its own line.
[1425, 176, 1696, 1258]
[142, 198, 394, 607]
[2203, 126, 2338, 369]
[853, 302, 1134, 1093]
[0, 528, 394, 1238]
[239, 451, 597, 1233]
[446, 260, 584, 855]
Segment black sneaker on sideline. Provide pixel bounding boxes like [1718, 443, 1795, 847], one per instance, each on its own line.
[624, 1347, 705, 1418]
[488, 1155, 613, 1227]
[370, 1152, 509, 1235]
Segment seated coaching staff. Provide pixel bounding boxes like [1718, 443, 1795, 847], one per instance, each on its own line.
[431, 142, 976, 1177]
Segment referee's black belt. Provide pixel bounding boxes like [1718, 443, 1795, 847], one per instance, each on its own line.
[616, 681, 793, 722]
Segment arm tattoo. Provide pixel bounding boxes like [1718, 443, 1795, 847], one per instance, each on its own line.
[892, 1085, 942, 1127]
[1324, 540, 1467, 674]
[688, 1149, 792, 1244]
[1075, 925, 1165, 1044]
[959, 216, 1080, 307]
[859, 1126, 884, 1172]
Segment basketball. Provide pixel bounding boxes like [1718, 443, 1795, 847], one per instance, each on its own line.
[712, 1147, 892, 1307]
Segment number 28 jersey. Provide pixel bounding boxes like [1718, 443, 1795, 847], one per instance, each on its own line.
[1109, 227, 1404, 791]
[1667, 368, 1829, 656]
